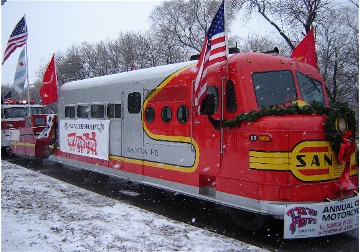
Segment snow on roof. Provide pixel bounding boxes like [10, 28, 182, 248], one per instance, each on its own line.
[60, 61, 195, 91]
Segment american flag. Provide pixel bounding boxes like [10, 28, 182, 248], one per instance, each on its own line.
[1, 91, 11, 104]
[3, 16, 28, 65]
[194, 0, 227, 109]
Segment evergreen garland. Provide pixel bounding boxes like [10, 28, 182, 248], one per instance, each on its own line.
[322, 102, 357, 155]
[221, 101, 357, 156]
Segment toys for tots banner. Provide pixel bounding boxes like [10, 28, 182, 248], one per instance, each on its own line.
[284, 196, 359, 239]
[60, 119, 110, 160]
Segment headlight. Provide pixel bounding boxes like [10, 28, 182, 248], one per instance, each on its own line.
[336, 115, 348, 133]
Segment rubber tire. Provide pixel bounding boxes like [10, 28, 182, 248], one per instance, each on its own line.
[229, 209, 268, 231]
[82, 170, 109, 186]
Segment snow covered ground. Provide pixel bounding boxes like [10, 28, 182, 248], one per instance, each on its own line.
[1, 160, 267, 252]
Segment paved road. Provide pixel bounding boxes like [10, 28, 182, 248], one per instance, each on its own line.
[5, 156, 359, 252]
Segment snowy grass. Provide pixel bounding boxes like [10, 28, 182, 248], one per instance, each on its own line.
[1, 160, 267, 251]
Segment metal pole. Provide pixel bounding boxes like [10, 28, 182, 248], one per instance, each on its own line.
[24, 15, 31, 115]
[190, 80, 194, 151]
[220, 77, 226, 155]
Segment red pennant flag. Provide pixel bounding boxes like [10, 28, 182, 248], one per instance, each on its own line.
[40, 54, 58, 105]
[291, 27, 318, 69]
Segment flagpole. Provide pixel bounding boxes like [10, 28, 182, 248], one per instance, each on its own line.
[224, 0, 229, 76]
[24, 15, 31, 115]
[54, 53, 59, 110]
[220, 0, 227, 155]
[53, 54, 58, 86]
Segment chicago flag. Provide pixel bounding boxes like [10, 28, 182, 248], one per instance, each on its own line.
[13, 46, 27, 94]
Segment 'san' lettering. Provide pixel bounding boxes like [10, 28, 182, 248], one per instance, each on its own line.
[311, 155, 320, 166]
[324, 154, 332, 166]
[296, 155, 306, 167]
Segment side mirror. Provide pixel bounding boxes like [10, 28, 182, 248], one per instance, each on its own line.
[200, 94, 215, 115]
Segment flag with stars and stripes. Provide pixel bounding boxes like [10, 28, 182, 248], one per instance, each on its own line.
[194, 0, 227, 111]
[3, 16, 28, 64]
[13, 46, 27, 94]
[1, 91, 12, 104]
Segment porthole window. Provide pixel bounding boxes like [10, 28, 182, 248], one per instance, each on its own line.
[145, 106, 155, 123]
[177, 105, 189, 124]
[161, 106, 172, 124]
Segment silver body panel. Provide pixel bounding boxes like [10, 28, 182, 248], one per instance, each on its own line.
[58, 61, 196, 167]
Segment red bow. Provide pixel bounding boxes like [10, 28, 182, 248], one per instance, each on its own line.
[336, 131, 356, 197]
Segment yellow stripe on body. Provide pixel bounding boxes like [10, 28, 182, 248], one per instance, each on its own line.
[114, 63, 200, 173]
[249, 151, 289, 171]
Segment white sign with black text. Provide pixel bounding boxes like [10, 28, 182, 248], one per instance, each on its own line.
[284, 196, 359, 239]
[60, 119, 110, 160]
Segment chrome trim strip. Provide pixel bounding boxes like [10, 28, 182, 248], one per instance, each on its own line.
[49, 155, 290, 219]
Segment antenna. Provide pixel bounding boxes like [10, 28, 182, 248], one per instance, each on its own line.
[263, 47, 279, 54]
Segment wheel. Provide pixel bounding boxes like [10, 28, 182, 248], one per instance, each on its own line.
[82, 170, 109, 186]
[229, 208, 268, 231]
[1, 147, 11, 159]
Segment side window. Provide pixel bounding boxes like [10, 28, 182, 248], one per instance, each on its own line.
[65, 106, 75, 118]
[107, 103, 121, 119]
[200, 85, 219, 115]
[77, 105, 89, 119]
[226, 80, 237, 113]
[31, 107, 44, 115]
[296, 72, 325, 104]
[25, 117, 32, 127]
[128, 92, 141, 114]
[91, 104, 105, 119]
[161, 106, 172, 123]
[34, 117, 46, 126]
[177, 105, 189, 124]
[145, 106, 155, 123]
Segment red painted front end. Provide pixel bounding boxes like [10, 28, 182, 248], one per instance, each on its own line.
[215, 53, 357, 204]
[10, 114, 57, 158]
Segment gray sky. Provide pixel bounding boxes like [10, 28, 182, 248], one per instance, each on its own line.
[2, 0, 163, 86]
[1, 0, 270, 87]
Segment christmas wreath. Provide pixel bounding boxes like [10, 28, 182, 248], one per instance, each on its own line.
[322, 102, 357, 155]
[221, 101, 357, 156]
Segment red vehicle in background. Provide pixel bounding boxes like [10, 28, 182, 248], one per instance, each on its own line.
[1, 99, 57, 158]
[1, 99, 44, 153]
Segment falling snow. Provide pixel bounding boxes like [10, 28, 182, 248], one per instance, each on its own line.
[1, 160, 267, 252]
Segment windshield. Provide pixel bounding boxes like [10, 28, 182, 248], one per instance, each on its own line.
[296, 72, 325, 104]
[4, 107, 44, 119]
[252, 70, 297, 107]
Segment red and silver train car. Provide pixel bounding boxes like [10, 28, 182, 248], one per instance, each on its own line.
[50, 51, 358, 238]
[1, 99, 43, 153]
